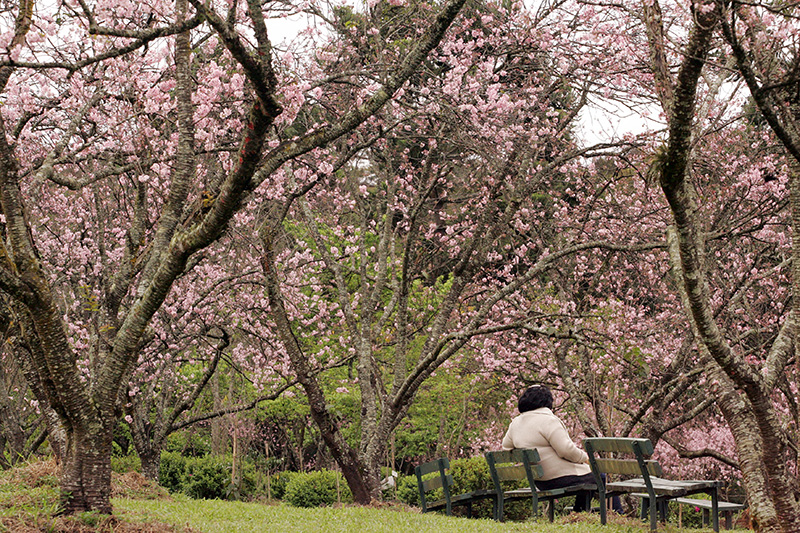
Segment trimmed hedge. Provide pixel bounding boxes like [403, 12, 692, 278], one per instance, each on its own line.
[159, 451, 256, 500]
[284, 469, 353, 508]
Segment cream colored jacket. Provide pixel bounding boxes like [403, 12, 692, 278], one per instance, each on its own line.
[501, 407, 591, 480]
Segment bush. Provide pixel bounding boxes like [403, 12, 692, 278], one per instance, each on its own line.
[111, 453, 141, 474]
[449, 457, 499, 519]
[395, 474, 419, 506]
[158, 452, 187, 494]
[449, 456, 492, 495]
[269, 471, 299, 500]
[183, 455, 232, 500]
[158, 452, 257, 500]
[284, 470, 353, 508]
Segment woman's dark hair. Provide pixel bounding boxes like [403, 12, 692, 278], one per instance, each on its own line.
[518, 385, 553, 413]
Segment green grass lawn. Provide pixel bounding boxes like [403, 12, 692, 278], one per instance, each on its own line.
[0, 460, 744, 533]
[114, 496, 727, 533]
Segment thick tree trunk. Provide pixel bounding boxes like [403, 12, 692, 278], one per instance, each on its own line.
[713, 371, 783, 532]
[138, 445, 161, 482]
[60, 421, 114, 514]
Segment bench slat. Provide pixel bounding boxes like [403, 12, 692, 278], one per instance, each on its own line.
[594, 458, 662, 476]
[416, 458, 448, 476]
[495, 465, 527, 481]
[585, 437, 654, 455]
[421, 473, 453, 492]
[608, 477, 721, 497]
[674, 498, 745, 511]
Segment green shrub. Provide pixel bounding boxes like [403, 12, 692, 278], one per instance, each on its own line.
[111, 453, 141, 474]
[158, 452, 257, 500]
[284, 470, 353, 508]
[183, 455, 232, 500]
[158, 452, 188, 494]
[269, 471, 299, 500]
[449, 456, 491, 495]
[395, 474, 419, 506]
[449, 457, 498, 519]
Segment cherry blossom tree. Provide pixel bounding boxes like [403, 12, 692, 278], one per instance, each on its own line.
[617, 0, 800, 529]
[0, 0, 468, 513]
[254, 0, 676, 501]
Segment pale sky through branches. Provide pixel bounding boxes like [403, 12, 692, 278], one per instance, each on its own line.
[265, 8, 662, 147]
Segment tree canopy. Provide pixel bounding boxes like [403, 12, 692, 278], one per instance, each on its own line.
[0, 0, 799, 530]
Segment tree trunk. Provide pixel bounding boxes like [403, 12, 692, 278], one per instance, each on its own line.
[260, 246, 374, 503]
[655, 4, 800, 528]
[60, 420, 114, 514]
[139, 446, 161, 482]
[211, 371, 225, 455]
[712, 369, 783, 532]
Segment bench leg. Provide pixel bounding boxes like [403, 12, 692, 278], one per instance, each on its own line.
[648, 498, 658, 532]
[711, 489, 719, 533]
[599, 492, 608, 525]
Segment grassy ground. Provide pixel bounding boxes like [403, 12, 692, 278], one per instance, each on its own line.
[0, 459, 746, 533]
[114, 496, 726, 533]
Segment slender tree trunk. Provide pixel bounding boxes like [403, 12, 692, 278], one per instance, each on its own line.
[259, 243, 374, 503]
[211, 372, 225, 455]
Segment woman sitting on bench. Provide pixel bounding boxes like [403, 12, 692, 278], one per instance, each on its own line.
[501, 384, 621, 513]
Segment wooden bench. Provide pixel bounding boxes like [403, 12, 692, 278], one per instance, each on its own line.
[584, 437, 725, 532]
[673, 497, 745, 530]
[414, 457, 497, 517]
[484, 448, 597, 522]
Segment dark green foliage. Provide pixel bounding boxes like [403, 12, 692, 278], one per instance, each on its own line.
[183, 455, 233, 500]
[158, 452, 256, 500]
[112, 421, 133, 457]
[164, 431, 212, 457]
[284, 470, 353, 508]
[158, 452, 188, 493]
[111, 453, 141, 474]
[395, 474, 422, 506]
[448, 457, 496, 519]
[448, 456, 492, 495]
[268, 470, 299, 500]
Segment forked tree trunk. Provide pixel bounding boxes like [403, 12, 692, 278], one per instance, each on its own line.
[60, 421, 114, 514]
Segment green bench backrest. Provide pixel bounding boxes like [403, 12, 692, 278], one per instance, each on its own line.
[592, 458, 663, 477]
[415, 458, 454, 512]
[583, 437, 664, 488]
[584, 437, 654, 454]
[485, 448, 543, 489]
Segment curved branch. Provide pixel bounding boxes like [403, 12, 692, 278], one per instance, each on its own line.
[663, 434, 739, 470]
